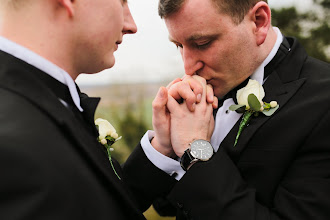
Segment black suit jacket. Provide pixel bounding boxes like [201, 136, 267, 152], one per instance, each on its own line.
[123, 37, 330, 219]
[0, 51, 145, 220]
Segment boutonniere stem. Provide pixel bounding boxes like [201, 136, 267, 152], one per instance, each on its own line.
[234, 111, 252, 146]
[95, 118, 122, 180]
[229, 80, 279, 146]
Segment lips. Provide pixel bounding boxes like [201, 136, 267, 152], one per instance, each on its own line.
[115, 41, 122, 51]
[206, 79, 213, 84]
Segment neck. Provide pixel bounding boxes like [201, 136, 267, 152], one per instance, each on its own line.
[259, 26, 278, 64]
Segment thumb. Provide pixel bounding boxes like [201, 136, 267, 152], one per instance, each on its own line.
[152, 87, 168, 118]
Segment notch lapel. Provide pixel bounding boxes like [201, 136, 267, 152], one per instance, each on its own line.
[220, 37, 308, 163]
[44, 99, 144, 217]
[222, 72, 306, 163]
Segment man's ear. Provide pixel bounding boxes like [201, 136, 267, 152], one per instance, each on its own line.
[249, 2, 271, 46]
[57, 0, 75, 17]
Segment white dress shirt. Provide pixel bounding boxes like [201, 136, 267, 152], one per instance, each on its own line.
[141, 27, 284, 180]
[0, 36, 83, 112]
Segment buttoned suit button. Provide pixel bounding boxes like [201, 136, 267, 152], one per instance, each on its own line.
[182, 209, 192, 219]
[177, 202, 184, 209]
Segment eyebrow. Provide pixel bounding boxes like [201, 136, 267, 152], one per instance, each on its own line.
[187, 34, 218, 42]
[169, 34, 219, 44]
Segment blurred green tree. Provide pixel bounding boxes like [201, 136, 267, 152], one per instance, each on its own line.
[271, 0, 330, 62]
[119, 106, 149, 151]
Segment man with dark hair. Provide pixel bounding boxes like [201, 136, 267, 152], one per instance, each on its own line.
[124, 0, 330, 219]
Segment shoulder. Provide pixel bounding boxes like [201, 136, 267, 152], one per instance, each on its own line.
[302, 55, 330, 76]
[0, 86, 53, 124]
[0, 87, 69, 148]
[300, 56, 330, 98]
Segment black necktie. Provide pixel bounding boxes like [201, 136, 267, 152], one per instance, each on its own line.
[76, 86, 100, 137]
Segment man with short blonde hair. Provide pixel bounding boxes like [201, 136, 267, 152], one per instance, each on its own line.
[0, 0, 146, 219]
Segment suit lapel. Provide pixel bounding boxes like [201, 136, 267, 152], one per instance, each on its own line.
[58, 108, 143, 216]
[49, 102, 143, 217]
[221, 37, 308, 163]
[0, 51, 143, 217]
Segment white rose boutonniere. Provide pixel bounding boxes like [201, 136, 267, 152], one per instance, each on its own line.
[229, 79, 279, 146]
[236, 79, 265, 108]
[95, 118, 122, 180]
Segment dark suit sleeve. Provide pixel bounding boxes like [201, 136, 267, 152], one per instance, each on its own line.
[165, 109, 330, 220]
[122, 144, 177, 212]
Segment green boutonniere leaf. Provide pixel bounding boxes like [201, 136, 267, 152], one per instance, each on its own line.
[228, 79, 279, 147]
[262, 104, 280, 116]
[229, 104, 246, 113]
[248, 94, 261, 112]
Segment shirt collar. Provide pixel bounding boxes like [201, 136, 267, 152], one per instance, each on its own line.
[0, 36, 83, 112]
[250, 27, 283, 84]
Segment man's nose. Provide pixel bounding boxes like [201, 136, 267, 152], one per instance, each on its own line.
[181, 48, 203, 75]
[123, 4, 137, 35]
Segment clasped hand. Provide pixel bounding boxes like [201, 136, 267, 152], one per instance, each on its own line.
[151, 75, 218, 158]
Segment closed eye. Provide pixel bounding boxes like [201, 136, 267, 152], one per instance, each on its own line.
[175, 43, 183, 49]
[196, 41, 211, 50]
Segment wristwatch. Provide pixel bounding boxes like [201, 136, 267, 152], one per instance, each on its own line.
[180, 139, 214, 171]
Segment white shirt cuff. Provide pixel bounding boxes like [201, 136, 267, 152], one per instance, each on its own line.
[140, 130, 186, 180]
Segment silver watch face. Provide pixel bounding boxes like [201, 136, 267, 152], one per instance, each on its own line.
[190, 140, 213, 161]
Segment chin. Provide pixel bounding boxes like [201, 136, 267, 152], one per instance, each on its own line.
[107, 55, 116, 68]
[214, 87, 228, 99]
[88, 60, 115, 74]
[108, 61, 115, 69]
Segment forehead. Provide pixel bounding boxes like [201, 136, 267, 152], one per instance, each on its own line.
[164, 0, 232, 42]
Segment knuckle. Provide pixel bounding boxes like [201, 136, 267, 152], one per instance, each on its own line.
[207, 84, 213, 90]
[182, 81, 190, 88]
[182, 75, 192, 81]
[168, 85, 179, 96]
[195, 85, 203, 94]
[193, 75, 206, 85]
[186, 95, 196, 104]
[152, 100, 161, 110]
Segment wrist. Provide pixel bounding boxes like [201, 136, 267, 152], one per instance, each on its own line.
[174, 137, 210, 158]
[151, 137, 177, 159]
[180, 139, 214, 171]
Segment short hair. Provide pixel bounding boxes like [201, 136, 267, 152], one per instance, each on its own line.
[158, 0, 268, 24]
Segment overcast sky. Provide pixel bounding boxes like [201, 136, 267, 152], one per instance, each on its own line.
[76, 0, 313, 86]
